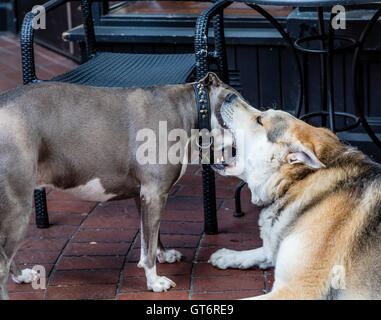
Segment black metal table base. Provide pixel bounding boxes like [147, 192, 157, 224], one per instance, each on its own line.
[233, 4, 381, 216]
[233, 181, 246, 217]
[352, 7, 381, 149]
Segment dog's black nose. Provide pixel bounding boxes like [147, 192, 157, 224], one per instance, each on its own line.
[225, 93, 236, 103]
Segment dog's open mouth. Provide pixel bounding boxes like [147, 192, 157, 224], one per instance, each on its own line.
[213, 146, 236, 171]
[212, 118, 237, 172]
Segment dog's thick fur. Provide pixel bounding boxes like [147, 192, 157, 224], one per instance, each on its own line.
[0, 73, 238, 299]
[211, 94, 381, 299]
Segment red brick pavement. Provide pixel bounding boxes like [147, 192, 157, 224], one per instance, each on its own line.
[0, 34, 271, 300]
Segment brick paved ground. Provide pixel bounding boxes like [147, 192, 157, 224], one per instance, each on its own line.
[0, 34, 272, 300]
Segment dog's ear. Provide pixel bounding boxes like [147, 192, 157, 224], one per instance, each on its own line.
[199, 72, 221, 87]
[287, 142, 325, 169]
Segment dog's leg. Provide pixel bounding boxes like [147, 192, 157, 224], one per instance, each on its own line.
[0, 246, 10, 300]
[135, 196, 146, 270]
[0, 204, 35, 299]
[156, 235, 182, 264]
[0, 208, 34, 300]
[139, 188, 176, 292]
[209, 247, 272, 270]
[136, 196, 182, 265]
[0, 153, 38, 299]
[243, 233, 331, 300]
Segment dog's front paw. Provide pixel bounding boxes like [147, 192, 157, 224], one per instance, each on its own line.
[11, 268, 39, 284]
[147, 276, 176, 292]
[209, 248, 253, 270]
[157, 249, 182, 264]
[209, 248, 238, 270]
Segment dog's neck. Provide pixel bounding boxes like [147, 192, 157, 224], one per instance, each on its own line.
[174, 83, 222, 132]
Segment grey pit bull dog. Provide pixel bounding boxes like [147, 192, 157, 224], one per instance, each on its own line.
[0, 72, 239, 299]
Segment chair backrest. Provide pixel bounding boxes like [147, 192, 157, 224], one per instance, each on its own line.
[80, 0, 230, 82]
[20, 0, 230, 84]
[80, 0, 219, 58]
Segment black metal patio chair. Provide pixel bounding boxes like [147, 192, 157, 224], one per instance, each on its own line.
[21, 0, 232, 234]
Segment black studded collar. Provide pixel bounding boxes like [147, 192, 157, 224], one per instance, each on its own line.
[193, 81, 213, 164]
[193, 81, 211, 131]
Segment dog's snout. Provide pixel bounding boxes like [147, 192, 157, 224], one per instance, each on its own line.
[225, 93, 236, 103]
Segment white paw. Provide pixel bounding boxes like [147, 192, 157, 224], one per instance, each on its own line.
[330, 265, 346, 290]
[147, 276, 176, 292]
[157, 249, 182, 264]
[258, 261, 272, 270]
[209, 248, 252, 270]
[209, 248, 236, 269]
[11, 268, 39, 284]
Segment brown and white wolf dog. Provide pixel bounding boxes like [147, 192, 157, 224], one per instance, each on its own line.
[211, 93, 381, 300]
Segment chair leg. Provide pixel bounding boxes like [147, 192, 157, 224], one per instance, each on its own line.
[234, 181, 246, 217]
[213, 12, 229, 84]
[34, 188, 49, 228]
[202, 164, 218, 235]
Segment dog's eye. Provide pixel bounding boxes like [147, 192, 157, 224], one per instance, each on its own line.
[256, 116, 263, 126]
